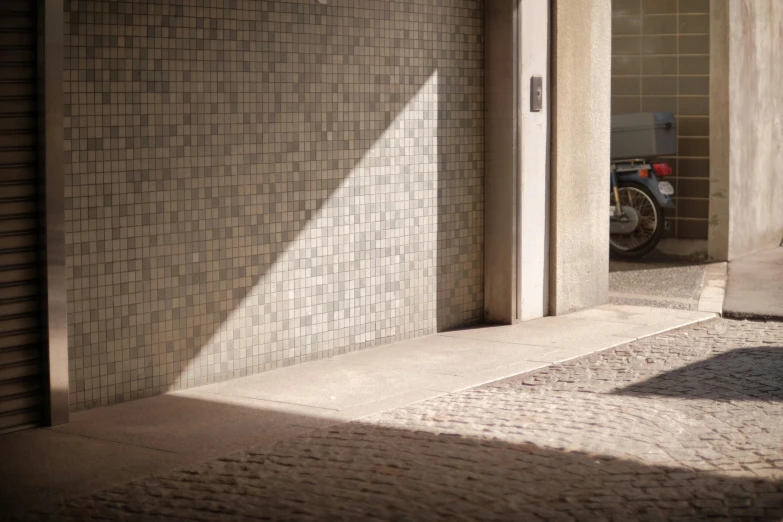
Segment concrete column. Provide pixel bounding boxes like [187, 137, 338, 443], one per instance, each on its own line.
[548, 0, 611, 315]
[709, 0, 783, 261]
[708, 0, 731, 261]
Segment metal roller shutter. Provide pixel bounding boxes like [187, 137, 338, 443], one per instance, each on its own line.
[0, 0, 43, 434]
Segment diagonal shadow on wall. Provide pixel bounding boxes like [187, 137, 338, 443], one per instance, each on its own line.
[64, 0, 484, 408]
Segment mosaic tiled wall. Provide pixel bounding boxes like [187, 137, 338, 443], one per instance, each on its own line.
[64, 0, 484, 410]
[612, 0, 710, 239]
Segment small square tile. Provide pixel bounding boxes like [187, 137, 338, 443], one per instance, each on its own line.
[65, 0, 485, 411]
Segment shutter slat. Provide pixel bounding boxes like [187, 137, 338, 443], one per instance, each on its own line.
[0, 3, 43, 433]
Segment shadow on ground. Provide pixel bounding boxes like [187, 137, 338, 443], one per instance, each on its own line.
[20, 416, 783, 521]
[609, 251, 706, 273]
[615, 346, 783, 402]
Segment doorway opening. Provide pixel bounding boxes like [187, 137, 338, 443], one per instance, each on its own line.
[608, 0, 711, 310]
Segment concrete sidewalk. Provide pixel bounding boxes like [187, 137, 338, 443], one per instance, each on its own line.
[0, 304, 715, 515]
[724, 246, 783, 320]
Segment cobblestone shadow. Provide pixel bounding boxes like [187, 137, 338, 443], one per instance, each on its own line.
[22, 422, 783, 521]
[615, 346, 783, 402]
[13, 320, 783, 521]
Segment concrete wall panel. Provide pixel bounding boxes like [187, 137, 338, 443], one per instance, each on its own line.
[709, 0, 783, 260]
[550, 0, 612, 314]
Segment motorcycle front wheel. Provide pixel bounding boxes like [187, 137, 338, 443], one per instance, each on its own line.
[609, 182, 665, 259]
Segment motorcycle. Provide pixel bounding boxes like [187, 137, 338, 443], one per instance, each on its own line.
[610, 159, 675, 258]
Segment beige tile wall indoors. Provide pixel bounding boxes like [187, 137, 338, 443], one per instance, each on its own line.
[64, 0, 484, 410]
[612, 0, 710, 239]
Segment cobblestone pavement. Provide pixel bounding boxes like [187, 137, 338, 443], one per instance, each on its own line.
[609, 255, 707, 311]
[22, 319, 783, 521]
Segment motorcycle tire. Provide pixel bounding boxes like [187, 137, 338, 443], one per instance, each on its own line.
[609, 181, 665, 259]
